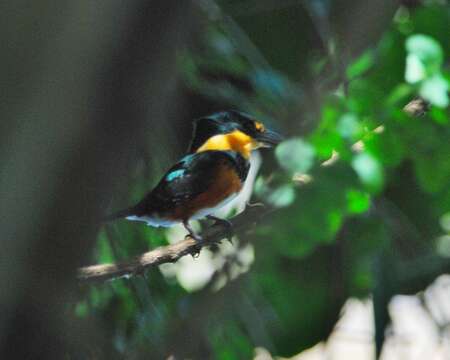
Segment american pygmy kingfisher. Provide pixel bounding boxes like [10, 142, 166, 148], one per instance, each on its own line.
[105, 110, 283, 241]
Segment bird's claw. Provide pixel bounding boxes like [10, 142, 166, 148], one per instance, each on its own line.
[207, 216, 234, 244]
[191, 247, 201, 258]
[185, 233, 203, 258]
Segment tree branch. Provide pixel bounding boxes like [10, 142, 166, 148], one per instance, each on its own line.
[77, 204, 268, 283]
[403, 97, 429, 117]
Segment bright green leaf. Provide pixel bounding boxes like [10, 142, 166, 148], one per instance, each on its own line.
[430, 107, 448, 124]
[327, 210, 343, 236]
[346, 189, 371, 214]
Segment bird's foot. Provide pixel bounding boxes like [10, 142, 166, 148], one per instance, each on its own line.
[207, 215, 234, 244]
[190, 245, 201, 258]
[184, 232, 203, 258]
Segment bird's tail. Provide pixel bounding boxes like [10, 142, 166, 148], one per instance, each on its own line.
[102, 206, 136, 223]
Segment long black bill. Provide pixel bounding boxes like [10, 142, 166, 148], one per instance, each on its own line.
[257, 128, 284, 147]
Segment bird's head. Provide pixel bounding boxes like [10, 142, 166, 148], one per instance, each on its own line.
[189, 110, 283, 158]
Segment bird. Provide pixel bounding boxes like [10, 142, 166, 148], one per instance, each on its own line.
[104, 110, 283, 242]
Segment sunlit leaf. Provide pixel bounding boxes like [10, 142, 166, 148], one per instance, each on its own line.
[351, 152, 384, 193]
[420, 74, 449, 107]
[267, 184, 296, 208]
[440, 212, 450, 233]
[275, 138, 315, 174]
[405, 53, 427, 83]
[436, 235, 450, 257]
[405, 34, 443, 82]
[337, 113, 362, 140]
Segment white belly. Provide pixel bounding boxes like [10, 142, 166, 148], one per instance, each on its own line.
[125, 215, 179, 228]
[125, 192, 239, 228]
[189, 192, 239, 220]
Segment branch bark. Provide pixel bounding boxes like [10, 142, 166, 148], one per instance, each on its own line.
[403, 97, 429, 116]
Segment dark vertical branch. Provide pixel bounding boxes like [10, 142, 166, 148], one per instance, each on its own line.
[0, 1, 192, 358]
[373, 250, 397, 359]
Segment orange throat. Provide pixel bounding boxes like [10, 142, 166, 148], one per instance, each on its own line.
[196, 130, 257, 158]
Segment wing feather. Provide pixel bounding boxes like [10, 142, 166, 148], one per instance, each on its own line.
[134, 150, 248, 215]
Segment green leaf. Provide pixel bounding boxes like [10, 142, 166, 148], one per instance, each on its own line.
[386, 84, 414, 106]
[352, 153, 384, 193]
[436, 235, 450, 257]
[310, 102, 345, 158]
[420, 74, 449, 108]
[327, 210, 344, 236]
[346, 189, 371, 214]
[268, 166, 355, 258]
[405, 34, 443, 82]
[337, 113, 362, 140]
[209, 320, 253, 360]
[405, 53, 427, 83]
[97, 230, 114, 263]
[267, 184, 296, 208]
[414, 149, 450, 193]
[430, 106, 449, 124]
[364, 125, 406, 167]
[75, 302, 88, 318]
[346, 50, 375, 79]
[275, 138, 315, 174]
[310, 130, 342, 159]
[440, 212, 450, 233]
[405, 34, 443, 64]
[347, 78, 386, 116]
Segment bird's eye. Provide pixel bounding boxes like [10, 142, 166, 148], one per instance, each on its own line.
[255, 122, 265, 132]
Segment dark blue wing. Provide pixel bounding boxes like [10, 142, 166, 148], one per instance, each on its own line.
[133, 150, 249, 215]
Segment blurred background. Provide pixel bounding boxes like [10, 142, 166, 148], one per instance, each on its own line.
[1, 0, 449, 359]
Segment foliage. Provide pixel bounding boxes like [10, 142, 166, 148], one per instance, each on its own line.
[78, 3, 449, 358]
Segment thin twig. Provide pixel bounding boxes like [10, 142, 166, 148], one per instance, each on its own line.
[403, 97, 429, 117]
